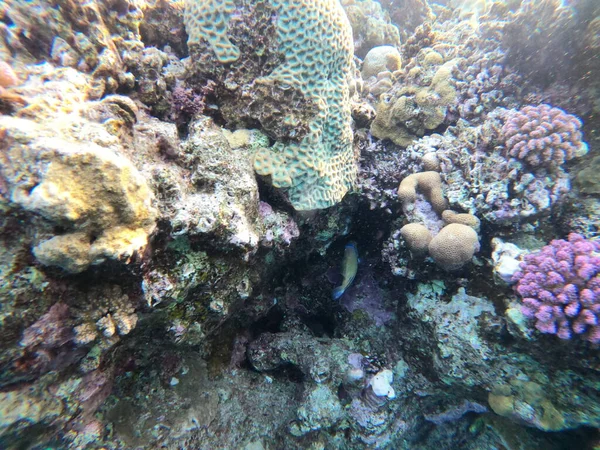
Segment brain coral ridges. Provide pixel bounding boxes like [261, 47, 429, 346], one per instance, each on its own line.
[184, 0, 357, 211]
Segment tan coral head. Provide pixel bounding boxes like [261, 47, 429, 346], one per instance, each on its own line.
[428, 223, 480, 271]
[397, 171, 448, 214]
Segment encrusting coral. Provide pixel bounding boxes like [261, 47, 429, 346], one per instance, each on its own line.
[370, 58, 457, 147]
[185, 0, 357, 210]
[3, 116, 157, 273]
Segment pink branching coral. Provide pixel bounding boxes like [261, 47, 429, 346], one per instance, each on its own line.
[502, 104, 587, 169]
[513, 233, 600, 343]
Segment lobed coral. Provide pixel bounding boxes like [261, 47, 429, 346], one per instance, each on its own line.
[185, 0, 357, 210]
[513, 233, 600, 343]
[397, 171, 448, 215]
[395, 169, 480, 271]
[502, 104, 588, 170]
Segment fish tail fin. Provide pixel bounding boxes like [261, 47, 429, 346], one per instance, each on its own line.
[332, 286, 345, 300]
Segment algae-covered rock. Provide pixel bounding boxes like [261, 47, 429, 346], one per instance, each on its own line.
[2, 116, 156, 273]
[574, 155, 600, 195]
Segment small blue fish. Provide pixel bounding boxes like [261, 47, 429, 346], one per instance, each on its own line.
[333, 242, 358, 300]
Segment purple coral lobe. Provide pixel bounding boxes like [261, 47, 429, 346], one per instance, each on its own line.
[502, 104, 586, 169]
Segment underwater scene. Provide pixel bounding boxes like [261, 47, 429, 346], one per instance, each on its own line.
[0, 0, 599, 448]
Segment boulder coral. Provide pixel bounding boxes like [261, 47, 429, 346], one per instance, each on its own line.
[361, 45, 402, 79]
[184, 0, 357, 210]
[399, 223, 432, 255]
[428, 223, 480, 271]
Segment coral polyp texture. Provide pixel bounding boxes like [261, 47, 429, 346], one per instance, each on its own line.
[184, 0, 357, 210]
[513, 234, 600, 343]
[428, 223, 480, 271]
[502, 104, 588, 169]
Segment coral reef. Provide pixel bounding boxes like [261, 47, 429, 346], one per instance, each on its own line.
[513, 233, 600, 343]
[399, 113, 575, 224]
[1, 0, 600, 449]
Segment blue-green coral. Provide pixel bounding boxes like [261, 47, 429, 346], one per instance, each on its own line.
[184, 0, 357, 210]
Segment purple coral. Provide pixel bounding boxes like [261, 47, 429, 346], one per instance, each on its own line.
[512, 233, 600, 343]
[502, 104, 587, 169]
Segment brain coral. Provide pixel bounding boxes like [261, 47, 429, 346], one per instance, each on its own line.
[502, 104, 588, 169]
[513, 233, 600, 343]
[184, 0, 356, 210]
[428, 223, 480, 271]
[400, 223, 432, 255]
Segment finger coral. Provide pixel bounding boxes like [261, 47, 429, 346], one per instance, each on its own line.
[513, 233, 600, 343]
[502, 104, 588, 169]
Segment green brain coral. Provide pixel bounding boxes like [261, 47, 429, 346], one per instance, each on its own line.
[184, 0, 357, 210]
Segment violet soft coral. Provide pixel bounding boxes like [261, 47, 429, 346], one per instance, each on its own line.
[513, 233, 600, 343]
[502, 104, 587, 169]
